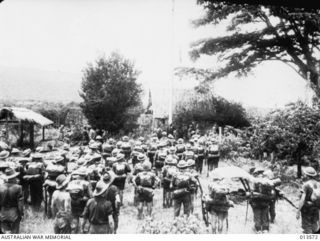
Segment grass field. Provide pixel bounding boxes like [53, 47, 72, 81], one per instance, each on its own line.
[20, 159, 303, 234]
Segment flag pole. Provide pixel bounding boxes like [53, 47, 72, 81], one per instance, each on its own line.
[168, 0, 175, 126]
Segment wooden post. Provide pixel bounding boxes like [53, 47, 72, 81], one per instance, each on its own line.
[29, 123, 34, 149]
[42, 127, 45, 141]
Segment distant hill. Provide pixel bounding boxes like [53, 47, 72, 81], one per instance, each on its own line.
[0, 66, 82, 102]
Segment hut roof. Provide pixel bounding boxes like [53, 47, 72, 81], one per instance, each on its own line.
[0, 107, 53, 126]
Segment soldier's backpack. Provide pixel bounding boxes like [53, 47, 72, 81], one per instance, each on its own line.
[197, 146, 205, 157]
[46, 164, 65, 179]
[139, 172, 154, 188]
[176, 145, 185, 154]
[114, 162, 127, 176]
[148, 144, 157, 155]
[310, 181, 320, 208]
[141, 144, 148, 153]
[122, 143, 132, 154]
[155, 150, 167, 169]
[184, 151, 195, 160]
[172, 173, 190, 199]
[210, 188, 228, 204]
[251, 178, 274, 201]
[208, 145, 219, 157]
[102, 143, 113, 154]
[175, 173, 190, 189]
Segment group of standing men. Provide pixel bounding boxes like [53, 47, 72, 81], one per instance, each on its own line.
[0, 128, 318, 234]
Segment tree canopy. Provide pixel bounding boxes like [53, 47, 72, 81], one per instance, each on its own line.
[190, 1, 320, 93]
[80, 52, 142, 133]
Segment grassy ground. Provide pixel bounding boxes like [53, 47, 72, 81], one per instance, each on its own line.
[20, 159, 303, 234]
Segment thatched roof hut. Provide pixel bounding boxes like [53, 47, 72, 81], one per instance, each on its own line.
[0, 107, 53, 148]
[0, 107, 53, 126]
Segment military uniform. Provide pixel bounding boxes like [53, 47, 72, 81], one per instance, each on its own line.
[112, 154, 131, 205]
[24, 154, 45, 211]
[0, 168, 24, 234]
[172, 160, 197, 217]
[51, 174, 72, 234]
[297, 167, 320, 234]
[133, 162, 159, 219]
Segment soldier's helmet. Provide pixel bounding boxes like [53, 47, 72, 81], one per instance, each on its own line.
[169, 146, 176, 154]
[137, 153, 146, 162]
[138, 137, 145, 143]
[177, 138, 184, 144]
[168, 134, 174, 139]
[135, 141, 142, 146]
[111, 149, 119, 157]
[122, 136, 129, 142]
[252, 167, 265, 177]
[177, 160, 188, 169]
[162, 131, 167, 137]
[108, 138, 115, 145]
[142, 161, 152, 171]
[187, 159, 195, 167]
[304, 166, 317, 177]
[165, 156, 177, 166]
[186, 144, 192, 150]
[116, 141, 123, 149]
[116, 153, 125, 162]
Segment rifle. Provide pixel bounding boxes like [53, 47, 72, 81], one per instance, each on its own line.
[276, 190, 298, 209]
[239, 178, 250, 226]
[195, 176, 210, 227]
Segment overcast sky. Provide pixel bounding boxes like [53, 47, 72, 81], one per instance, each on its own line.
[0, 0, 313, 109]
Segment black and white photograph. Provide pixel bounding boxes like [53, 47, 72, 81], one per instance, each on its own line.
[0, 0, 319, 235]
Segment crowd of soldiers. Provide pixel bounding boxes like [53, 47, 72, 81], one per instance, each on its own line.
[0, 129, 318, 234]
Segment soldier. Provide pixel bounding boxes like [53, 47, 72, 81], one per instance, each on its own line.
[182, 144, 196, 161]
[162, 156, 178, 208]
[132, 160, 144, 206]
[176, 138, 185, 161]
[248, 168, 275, 233]
[131, 145, 144, 167]
[67, 167, 93, 234]
[82, 180, 114, 234]
[102, 172, 120, 233]
[43, 156, 66, 218]
[186, 159, 198, 214]
[121, 138, 132, 161]
[171, 160, 198, 217]
[112, 153, 131, 206]
[24, 153, 45, 211]
[296, 167, 320, 234]
[51, 174, 72, 234]
[167, 134, 176, 147]
[132, 161, 160, 219]
[167, 146, 179, 161]
[206, 141, 220, 177]
[16, 158, 29, 204]
[194, 141, 205, 174]
[154, 142, 168, 177]
[101, 142, 114, 160]
[0, 168, 23, 234]
[205, 177, 234, 234]
[147, 137, 158, 167]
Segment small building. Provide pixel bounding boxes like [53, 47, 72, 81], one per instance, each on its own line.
[0, 107, 53, 148]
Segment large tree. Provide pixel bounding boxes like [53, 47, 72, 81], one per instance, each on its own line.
[190, 1, 320, 94]
[80, 52, 142, 133]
